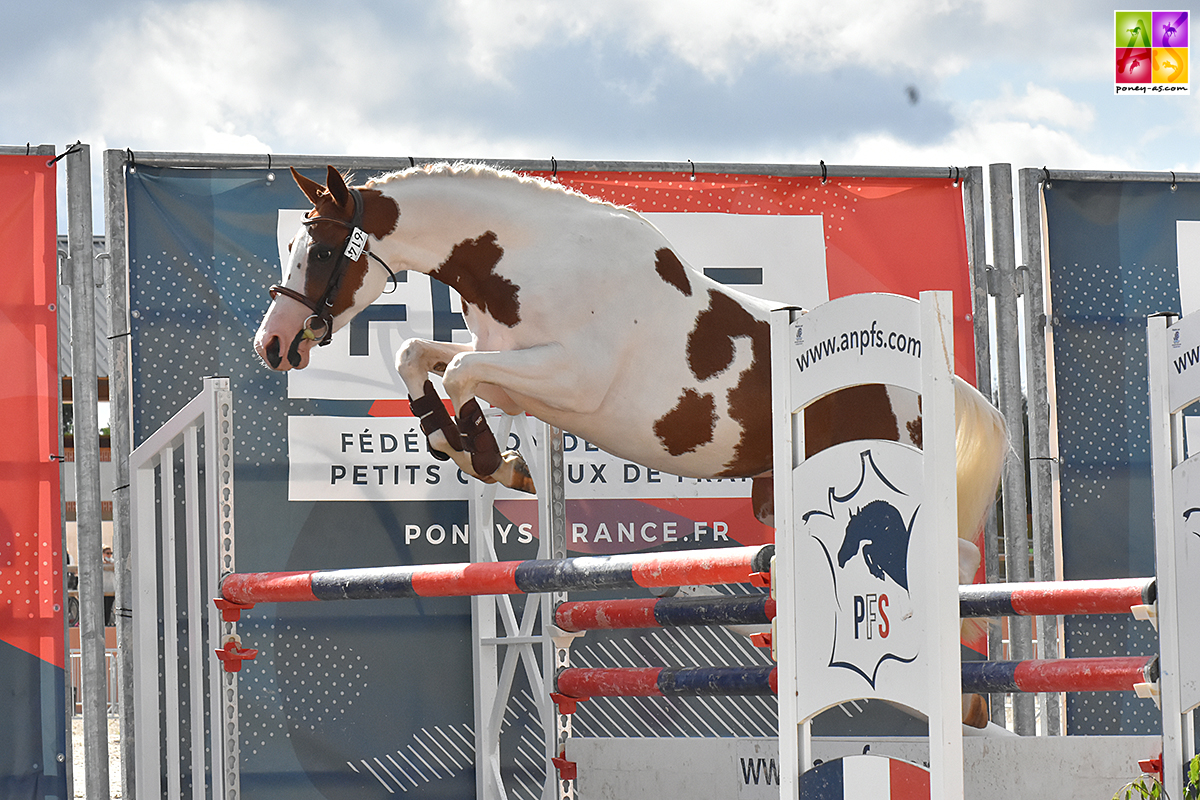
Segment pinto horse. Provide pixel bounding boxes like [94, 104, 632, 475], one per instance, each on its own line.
[253, 164, 1006, 726]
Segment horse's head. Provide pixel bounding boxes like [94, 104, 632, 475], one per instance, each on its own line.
[253, 166, 400, 370]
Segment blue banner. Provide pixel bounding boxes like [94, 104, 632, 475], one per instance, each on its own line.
[1043, 178, 1200, 734]
[124, 165, 782, 798]
[125, 162, 981, 795]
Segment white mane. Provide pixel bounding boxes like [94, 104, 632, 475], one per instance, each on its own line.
[364, 161, 624, 210]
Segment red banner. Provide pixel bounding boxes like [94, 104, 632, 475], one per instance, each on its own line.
[485, 169, 978, 551]
[0, 155, 63, 668]
[539, 170, 977, 383]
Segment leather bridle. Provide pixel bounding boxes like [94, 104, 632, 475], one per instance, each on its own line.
[269, 186, 397, 346]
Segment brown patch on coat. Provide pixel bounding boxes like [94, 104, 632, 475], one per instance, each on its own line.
[674, 290, 773, 476]
[803, 384, 899, 458]
[687, 291, 743, 380]
[751, 475, 774, 527]
[719, 314, 772, 477]
[653, 388, 717, 456]
[430, 231, 521, 327]
[655, 248, 692, 296]
[906, 417, 923, 448]
[359, 188, 400, 239]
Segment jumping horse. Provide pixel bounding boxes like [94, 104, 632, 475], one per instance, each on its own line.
[253, 164, 1007, 727]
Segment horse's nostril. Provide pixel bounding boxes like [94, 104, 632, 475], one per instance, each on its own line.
[265, 338, 282, 369]
[287, 330, 305, 368]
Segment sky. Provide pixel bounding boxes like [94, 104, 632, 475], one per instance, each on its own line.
[3, 0, 1196, 224]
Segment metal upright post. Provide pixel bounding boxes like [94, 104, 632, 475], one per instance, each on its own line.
[102, 147, 137, 796]
[988, 164, 1036, 734]
[1017, 168, 1063, 734]
[770, 306, 805, 797]
[963, 165, 1007, 726]
[537, 424, 572, 800]
[67, 143, 111, 798]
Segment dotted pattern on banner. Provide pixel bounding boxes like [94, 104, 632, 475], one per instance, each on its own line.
[236, 617, 369, 758]
[539, 170, 860, 236]
[128, 247, 302, 469]
[1041, 178, 1199, 734]
[1065, 614, 1160, 734]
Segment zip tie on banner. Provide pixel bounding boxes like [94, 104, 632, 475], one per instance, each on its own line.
[820, 160, 828, 185]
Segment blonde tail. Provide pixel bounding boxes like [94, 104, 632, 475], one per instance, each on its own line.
[953, 376, 1008, 648]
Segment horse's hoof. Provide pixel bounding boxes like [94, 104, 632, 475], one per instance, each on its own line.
[503, 451, 536, 494]
[962, 693, 989, 728]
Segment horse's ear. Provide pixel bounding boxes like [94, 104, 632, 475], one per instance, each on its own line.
[325, 165, 352, 213]
[292, 168, 325, 206]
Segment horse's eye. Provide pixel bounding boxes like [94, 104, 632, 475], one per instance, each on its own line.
[312, 246, 335, 262]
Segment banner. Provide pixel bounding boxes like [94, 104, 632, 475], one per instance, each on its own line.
[1042, 179, 1200, 734]
[0, 154, 66, 799]
[125, 162, 975, 799]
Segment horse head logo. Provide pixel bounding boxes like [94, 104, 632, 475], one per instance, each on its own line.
[837, 500, 911, 591]
[801, 447, 923, 689]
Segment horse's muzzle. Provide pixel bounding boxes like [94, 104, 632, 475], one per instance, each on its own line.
[256, 331, 309, 371]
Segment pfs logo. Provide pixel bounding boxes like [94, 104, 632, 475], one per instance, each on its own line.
[804, 449, 922, 688]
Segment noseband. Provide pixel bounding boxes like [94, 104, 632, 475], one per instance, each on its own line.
[269, 186, 397, 346]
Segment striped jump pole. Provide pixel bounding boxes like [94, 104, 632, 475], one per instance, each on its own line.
[553, 657, 1158, 701]
[219, 544, 773, 607]
[555, 666, 779, 701]
[555, 594, 775, 632]
[551, 576, 1156, 632]
[960, 656, 1159, 694]
[958, 577, 1155, 619]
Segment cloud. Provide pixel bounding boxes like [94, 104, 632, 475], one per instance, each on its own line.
[975, 84, 1096, 131]
[441, 0, 1107, 84]
[0, 0, 1183, 178]
[779, 80, 1128, 174]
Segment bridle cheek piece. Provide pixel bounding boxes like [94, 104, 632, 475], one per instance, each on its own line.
[268, 185, 397, 347]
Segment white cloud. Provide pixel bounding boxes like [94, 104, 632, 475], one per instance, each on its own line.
[826, 120, 1133, 173]
[755, 82, 1126, 173]
[75, 1, 425, 154]
[441, 0, 1101, 83]
[973, 84, 1096, 132]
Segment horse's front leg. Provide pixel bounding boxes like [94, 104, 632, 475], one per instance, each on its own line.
[440, 343, 605, 487]
[396, 339, 534, 493]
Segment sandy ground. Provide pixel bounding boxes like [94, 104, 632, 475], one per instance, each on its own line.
[70, 716, 123, 799]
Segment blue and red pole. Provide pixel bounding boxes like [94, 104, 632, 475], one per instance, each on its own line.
[553, 656, 1158, 699]
[220, 545, 774, 605]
